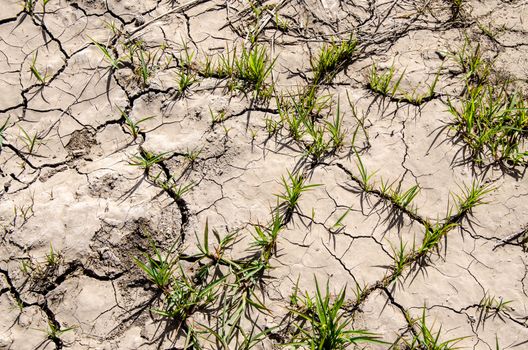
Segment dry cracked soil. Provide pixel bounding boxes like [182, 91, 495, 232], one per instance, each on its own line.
[1, 0, 528, 349]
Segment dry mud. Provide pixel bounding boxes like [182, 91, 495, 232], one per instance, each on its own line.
[1, 0, 528, 349]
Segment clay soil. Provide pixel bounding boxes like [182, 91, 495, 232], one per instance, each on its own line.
[1, 0, 528, 349]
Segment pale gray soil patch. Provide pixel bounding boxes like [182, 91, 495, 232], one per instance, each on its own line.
[1, 0, 528, 349]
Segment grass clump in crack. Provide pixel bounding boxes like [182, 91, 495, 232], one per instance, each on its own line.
[311, 36, 357, 85]
[215, 44, 276, 99]
[29, 52, 48, 84]
[368, 62, 440, 105]
[134, 240, 175, 291]
[119, 108, 154, 140]
[128, 149, 170, 172]
[447, 83, 528, 167]
[288, 278, 383, 349]
[175, 42, 198, 95]
[368, 62, 404, 98]
[277, 171, 321, 221]
[403, 307, 467, 349]
[42, 321, 75, 348]
[18, 126, 42, 155]
[476, 292, 513, 329]
[90, 37, 126, 70]
[451, 180, 494, 217]
[447, 39, 528, 169]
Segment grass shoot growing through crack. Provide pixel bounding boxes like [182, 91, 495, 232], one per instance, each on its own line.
[135, 48, 151, 87]
[153, 264, 222, 320]
[23, 0, 35, 13]
[251, 209, 283, 262]
[44, 321, 75, 345]
[277, 171, 321, 219]
[476, 292, 513, 329]
[90, 37, 125, 70]
[368, 62, 404, 98]
[151, 170, 195, 200]
[128, 149, 170, 171]
[452, 39, 490, 84]
[354, 149, 376, 191]
[391, 184, 420, 210]
[405, 307, 467, 349]
[418, 222, 458, 256]
[120, 108, 154, 140]
[0, 117, 10, 147]
[288, 278, 383, 349]
[390, 239, 409, 279]
[325, 98, 346, 150]
[332, 207, 351, 230]
[19, 126, 40, 155]
[311, 36, 357, 85]
[230, 44, 276, 98]
[133, 240, 175, 291]
[451, 180, 494, 216]
[176, 69, 197, 95]
[447, 83, 528, 167]
[29, 52, 48, 84]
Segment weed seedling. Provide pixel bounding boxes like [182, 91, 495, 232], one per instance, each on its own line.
[451, 38, 490, 84]
[304, 122, 329, 162]
[200, 302, 272, 349]
[30, 52, 48, 84]
[90, 37, 125, 70]
[41, 0, 51, 11]
[19, 126, 40, 155]
[390, 239, 409, 279]
[274, 12, 289, 31]
[288, 278, 383, 348]
[45, 243, 62, 268]
[405, 307, 467, 349]
[209, 107, 227, 124]
[325, 99, 346, 150]
[192, 219, 239, 278]
[450, 0, 465, 19]
[264, 116, 281, 136]
[476, 292, 513, 328]
[200, 53, 215, 77]
[13, 194, 35, 225]
[418, 222, 458, 255]
[154, 264, 223, 321]
[23, 0, 35, 13]
[136, 49, 151, 86]
[217, 47, 236, 78]
[332, 207, 352, 230]
[133, 241, 175, 291]
[154, 173, 195, 200]
[176, 69, 197, 95]
[354, 149, 376, 191]
[184, 147, 202, 163]
[311, 36, 357, 85]
[0, 117, 10, 147]
[402, 67, 442, 105]
[368, 62, 404, 97]
[128, 149, 170, 171]
[234, 45, 276, 96]
[452, 180, 494, 217]
[251, 209, 283, 262]
[447, 83, 528, 167]
[120, 108, 154, 140]
[391, 184, 420, 209]
[44, 321, 75, 344]
[277, 171, 321, 218]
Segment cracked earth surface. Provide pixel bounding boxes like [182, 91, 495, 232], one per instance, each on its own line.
[1, 0, 528, 349]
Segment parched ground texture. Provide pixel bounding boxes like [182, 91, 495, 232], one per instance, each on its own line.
[1, 0, 528, 349]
